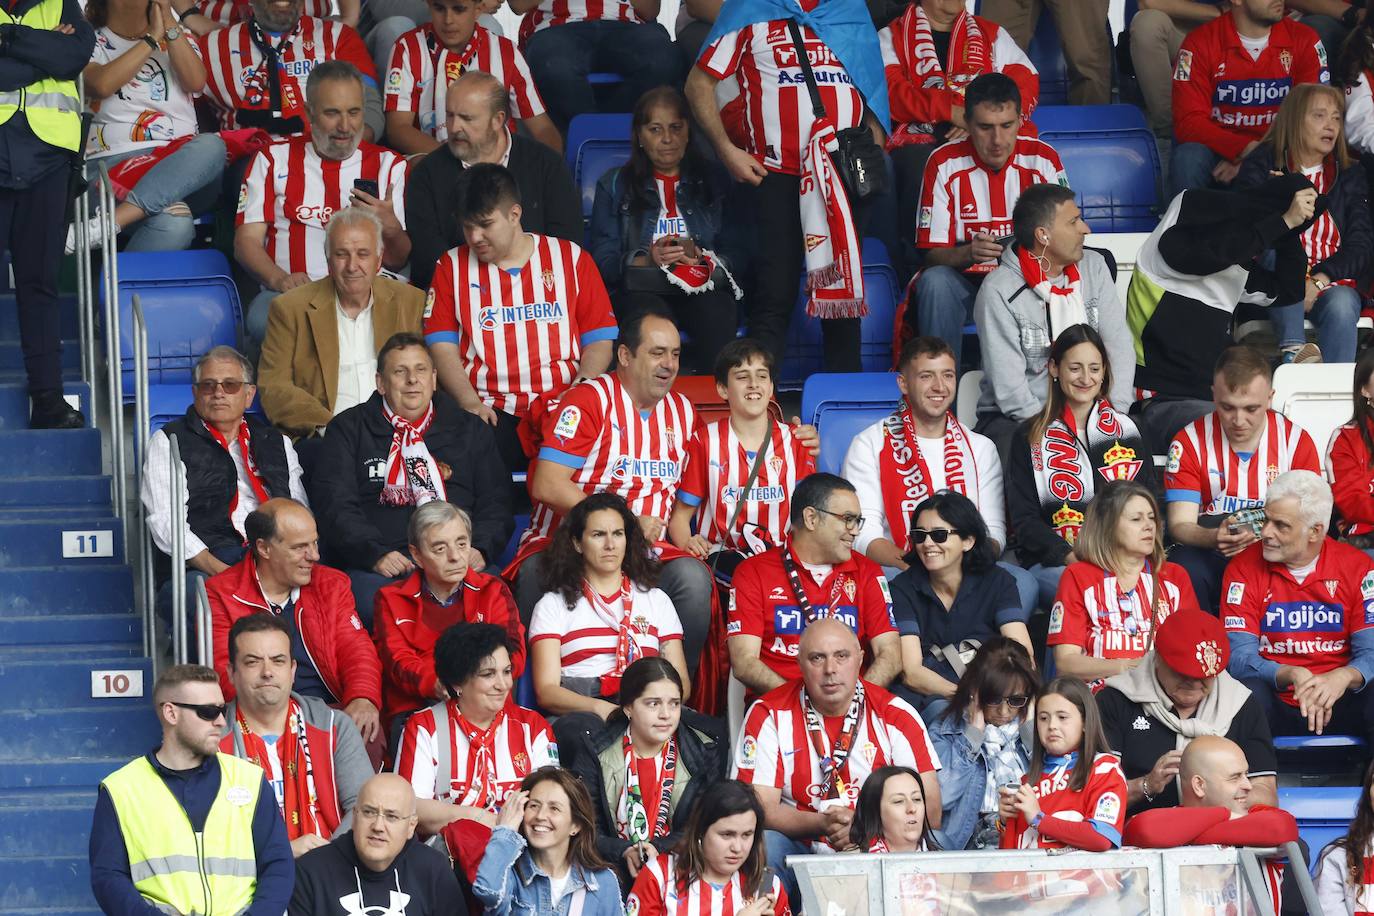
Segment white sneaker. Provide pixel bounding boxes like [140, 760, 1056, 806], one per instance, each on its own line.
[65, 214, 106, 256]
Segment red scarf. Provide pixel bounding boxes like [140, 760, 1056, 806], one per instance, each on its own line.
[615, 731, 677, 841]
[801, 117, 865, 320]
[203, 419, 270, 512]
[887, 6, 990, 148]
[236, 700, 320, 840]
[1015, 245, 1085, 341]
[877, 407, 978, 553]
[454, 703, 506, 811]
[380, 401, 445, 506]
[583, 576, 642, 696]
[1355, 840, 1374, 914]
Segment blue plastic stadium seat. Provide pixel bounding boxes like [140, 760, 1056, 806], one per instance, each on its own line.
[149, 383, 264, 437]
[497, 513, 530, 570]
[1032, 104, 1149, 134]
[565, 113, 633, 219]
[1039, 128, 1161, 232]
[1273, 735, 1366, 751]
[101, 249, 242, 400]
[1278, 786, 1360, 868]
[800, 372, 898, 475]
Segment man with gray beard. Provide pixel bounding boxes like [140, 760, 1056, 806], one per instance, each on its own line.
[236, 62, 412, 345]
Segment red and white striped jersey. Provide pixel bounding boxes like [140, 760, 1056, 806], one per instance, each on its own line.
[527, 584, 683, 678]
[384, 24, 545, 140]
[917, 135, 1067, 272]
[1164, 410, 1322, 516]
[519, 0, 640, 42]
[525, 374, 697, 545]
[628, 853, 791, 916]
[200, 17, 377, 133]
[733, 680, 939, 837]
[422, 235, 618, 417]
[1299, 162, 1353, 284]
[1047, 561, 1198, 661]
[199, 0, 335, 27]
[1000, 753, 1127, 849]
[237, 137, 408, 279]
[395, 699, 557, 809]
[676, 419, 816, 553]
[698, 18, 864, 175]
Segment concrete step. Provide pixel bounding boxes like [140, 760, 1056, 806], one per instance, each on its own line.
[0, 381, 91, 430]
[0, 565, 134, 616]
[0, 657, 152, 711]
[0, 516, 124, 566]
[0, 791, 95, 858]
[0, 757, 132, 791]
[0, 855, 97, 910]
[0, 613, 139, 649]
[0, 428, 101, 476]
[0, 475, 110, 510]
[0, 708, 156, 762]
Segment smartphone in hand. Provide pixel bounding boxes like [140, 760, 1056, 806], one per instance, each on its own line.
[352, 178, 380, 199]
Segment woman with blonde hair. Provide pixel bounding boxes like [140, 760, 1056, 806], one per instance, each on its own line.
[1047, 480, 1200, 685]
[1237, 82, 1370, 364]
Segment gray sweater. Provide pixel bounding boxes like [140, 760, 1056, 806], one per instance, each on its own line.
[974, 245, 1135, 421]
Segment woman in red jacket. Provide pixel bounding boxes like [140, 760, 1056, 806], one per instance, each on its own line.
[1328, 348, 1374, 551]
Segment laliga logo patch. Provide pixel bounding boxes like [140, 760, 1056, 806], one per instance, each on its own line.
[553, 406, 580, 441]
[1226, 582, 1245, 605]
[1195, 640, 1223, 677]
[478, 307, 499, 331]
[423, 287, 435, 319]
[1166, 440, 1183, 474]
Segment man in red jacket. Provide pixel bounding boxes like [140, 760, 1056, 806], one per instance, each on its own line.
[208, 497, 384, 760]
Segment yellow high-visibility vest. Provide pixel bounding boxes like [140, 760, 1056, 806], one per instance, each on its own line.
[0, 0, 82, 152]
[102, 753, 263, 916]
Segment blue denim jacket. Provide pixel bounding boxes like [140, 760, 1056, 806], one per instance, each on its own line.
[586, 163, 732, 291]
[927, 712, 1031, 850]
[472, 825, 624, 916]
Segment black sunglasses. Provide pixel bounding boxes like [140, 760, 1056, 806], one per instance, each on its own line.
[910, 527, 957, 545]
[981, 694, 1031, 710]
[169, 701, 228, 721]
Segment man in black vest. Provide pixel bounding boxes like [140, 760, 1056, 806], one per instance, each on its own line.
[141, 346, 309, 613]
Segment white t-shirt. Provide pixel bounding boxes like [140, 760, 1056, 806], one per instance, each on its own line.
[528, 583, 683, 678]
[87, 28, 200, 158]
[1239, 32, 1269, 61]
[334, 298, 375, 416]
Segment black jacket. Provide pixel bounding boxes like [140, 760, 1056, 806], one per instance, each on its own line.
[567, 709, 728, 883]
[309, 391, 513, 570]
[405, 134, 584, 290]
[289, 833, 465, 916]
[162, 408, 293, 555]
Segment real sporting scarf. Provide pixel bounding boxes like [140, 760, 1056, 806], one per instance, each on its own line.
[801, 117, 866, 320]
[203, 419, 270, 513]
[616, 730, 677, 842]
[802, 678, 865, 801]
[236, 700, 321, 839]
[1016, 244, 1085, 341]
[660, 249, 744, 300]
[583, 576, 642, 697]
[877, 406, 977, 553]
[380, 400, 445, 506]
[1030, 399, 1143, 545]
[454, 703, 506, 811]
[886, 5, 989, 148]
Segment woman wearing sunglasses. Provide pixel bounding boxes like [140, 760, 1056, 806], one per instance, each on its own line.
[1047, 480, 1200, 686]
[927, 638, 1040, 849]
[888, 491, 1034, 719]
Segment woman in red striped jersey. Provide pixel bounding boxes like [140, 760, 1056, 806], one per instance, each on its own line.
[627, 780, 789, 916]
[848, 765, 944, 853]
[1315, 758, 1374, 914]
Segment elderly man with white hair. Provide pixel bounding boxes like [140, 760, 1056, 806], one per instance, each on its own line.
[257, 206, 425, 446]
[1221, 469, 1374, 746]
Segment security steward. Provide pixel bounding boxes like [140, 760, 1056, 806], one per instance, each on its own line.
[88, 663, 294, 915]
[0, 0, 89, 428]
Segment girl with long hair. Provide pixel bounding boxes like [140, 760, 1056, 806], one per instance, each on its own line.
[473, 767, 624, 915]
[1328, 348, 1374, 549]
[849, 765, 944, 853]
[1006, 324, 1154, 609]
[1237, 83, 1370, 364]
[1049, 480, 1200, 684]
[567, 657, 728, 887]
[1315, 758, 1374, 913]
[928, 637, 1040, 849]
[529, 492, 690, 719]
[626, 780, 788, 916]
[586, 86, 740, 372]
[999, 677, 1127, 851]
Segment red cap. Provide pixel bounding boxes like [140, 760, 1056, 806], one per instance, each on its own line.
[1154, 608, 1229, 679]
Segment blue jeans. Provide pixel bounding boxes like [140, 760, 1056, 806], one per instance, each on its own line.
[764, 831, 813, 909]
[1168, 141, 1222, 199]
[997, 559, 1040, 617]
[1270, 284, 1361, 362]
[88, 133, 226, 251]
[246, 287, 277, 347]
[1029, 562, 1065, 610]
[524, 20, 680, 129]
[914, 266, 976, 370]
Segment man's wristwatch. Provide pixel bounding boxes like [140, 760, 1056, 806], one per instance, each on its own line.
[141, 34, 159, 51]
[164, 25, 184, 43]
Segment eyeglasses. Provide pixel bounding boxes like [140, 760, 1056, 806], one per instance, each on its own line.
[193, 379, 246, 395]
[981, 694, 1031, 710]
[169, 701, 228, 721]
[814, 508, 865, 531]
[357, 806, 414, 825]
[910, 528, 957, 545]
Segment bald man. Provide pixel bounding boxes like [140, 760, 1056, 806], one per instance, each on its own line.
[406, 71, 582, 290]
[291, 774, 466, 915]
[207, 498, 384, 755]
[733, 618, 943, 906]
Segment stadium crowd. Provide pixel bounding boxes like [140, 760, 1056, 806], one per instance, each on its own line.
[0, 0, 1364, 908]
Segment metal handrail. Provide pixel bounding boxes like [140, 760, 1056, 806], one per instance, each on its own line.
[168, 433, 187, 666]
[195, 578, 212, 667]
[95, 163, 125, 535]
[74, 72, 96, 387]
[131, 295, 154, 656]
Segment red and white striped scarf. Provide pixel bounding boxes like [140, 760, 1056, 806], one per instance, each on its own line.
[203, 418, 270, 512]
[380, 401, 445, 507]
[801, 118, 866, 320]
[1016, 244, 1085, 339]
[455, 704, 506, 811]
[887, 6, 990, 150]
[583, 576, 641, 696]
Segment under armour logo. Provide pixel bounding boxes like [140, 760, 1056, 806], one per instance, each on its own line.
[337, 890, 412, 915]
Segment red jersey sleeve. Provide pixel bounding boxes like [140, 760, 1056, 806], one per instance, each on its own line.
[422, 253, 460, 342]
[859, 568, 897, 640]
[1220, 548, 1265, 637]
[539, 382, 605, 463]
[1172, 28, 1251, 160]
[727, 556, 767, 640]
[678, 428, 710, 502]
[326, 572, 383, 708]
[334, 24, 378, 79]
[915, 149, 954, 248]
[1164, 562, 1202, 614]
[792, 431, 818, 478]
[1292, 427, 1322, 473]
[384, 33, 422, 113]
[1292, 22, 1328, 85]
[1081, 756, 1128, 842]
[1164, 430, 1204, 499]
[1123, 806, 1229, 847]
[733, 699, 783, 788]
[1194, 806, 1299, 846]
[625, 860, 667, 916]
[696, 27, 745, 80]
[1046, 564, 1092, 649]
[571, 248, 618, 349]
[236, 147, 272, 227]
[1329, 427, 1374, 528]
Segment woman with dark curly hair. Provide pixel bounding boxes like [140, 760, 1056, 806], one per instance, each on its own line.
[530, 492, 690, 722]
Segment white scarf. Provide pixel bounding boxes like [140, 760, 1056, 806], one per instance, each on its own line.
[1017, 244, 1086, 340]
[380, 400, 446, 506]
[800, 118, 866, 320]
[1106, 650, 1253, 752]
